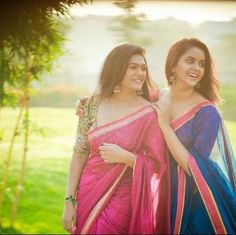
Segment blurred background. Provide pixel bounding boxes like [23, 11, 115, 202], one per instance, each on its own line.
[0, 0, 235, 233]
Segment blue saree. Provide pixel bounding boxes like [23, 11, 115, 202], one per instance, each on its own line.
[170, 101, 236, 234]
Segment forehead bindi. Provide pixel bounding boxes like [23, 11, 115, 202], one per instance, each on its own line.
[181, 47, 206, 61]
[129, 55, 146, 66]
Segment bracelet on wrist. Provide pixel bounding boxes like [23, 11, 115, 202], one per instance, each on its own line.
[65, 195, 77, 206]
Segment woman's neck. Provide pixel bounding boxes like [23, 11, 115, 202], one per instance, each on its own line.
[170, 85, 196, 103]
[110, 90, 139, 104]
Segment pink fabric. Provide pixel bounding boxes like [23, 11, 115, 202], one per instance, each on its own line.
[74, 105, 170, 234]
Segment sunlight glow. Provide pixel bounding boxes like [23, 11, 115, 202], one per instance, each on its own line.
[70, 1, 236, 26]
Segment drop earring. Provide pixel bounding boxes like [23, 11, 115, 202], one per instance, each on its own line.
[114, 85, 121, 93]
[136, 90, 143, 95]
[168, 75, 175, 85]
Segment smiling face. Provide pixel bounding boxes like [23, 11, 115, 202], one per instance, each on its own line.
[121, 54, 147, 92]
[173, 47, 206, 88]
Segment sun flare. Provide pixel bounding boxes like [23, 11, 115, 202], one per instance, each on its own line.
[70, 1, 236, 26]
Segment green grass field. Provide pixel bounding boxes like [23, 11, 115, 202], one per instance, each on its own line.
[0, 107, 78, 234]
[0, 107, 235, 234]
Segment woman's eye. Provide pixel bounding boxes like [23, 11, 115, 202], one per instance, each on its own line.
[129, 65, 136, 70]
[186, 59, 193, 64]
[141, 67, 147, 72]
[199, 62, 205, 68]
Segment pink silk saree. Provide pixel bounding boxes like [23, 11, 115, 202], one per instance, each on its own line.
[74, 105, 170, 234]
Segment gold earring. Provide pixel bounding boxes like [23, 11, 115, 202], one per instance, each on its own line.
[168, 75, 175, 85]
[136, 90, 143, 95]
[114, 85, 121, 93]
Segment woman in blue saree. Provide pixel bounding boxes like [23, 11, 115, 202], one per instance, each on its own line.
[155, 38, 236, 234]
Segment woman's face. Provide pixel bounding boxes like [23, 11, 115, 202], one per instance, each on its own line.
[121, 54, 147, 92]
[173, 47, 206, 89]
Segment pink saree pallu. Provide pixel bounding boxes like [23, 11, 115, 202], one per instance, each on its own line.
[74, 105, 170, 234]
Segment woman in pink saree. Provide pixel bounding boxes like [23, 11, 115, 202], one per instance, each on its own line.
[61, 44, 170, 234]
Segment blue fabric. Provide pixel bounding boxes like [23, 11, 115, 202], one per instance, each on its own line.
[171, 105, 236, 234]
[185, 192, 214, 234]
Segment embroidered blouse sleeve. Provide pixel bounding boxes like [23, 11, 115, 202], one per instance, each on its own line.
[73, 96, 99, 157]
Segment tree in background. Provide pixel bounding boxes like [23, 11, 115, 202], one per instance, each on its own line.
[0, 0, 91, 227]
[110, 0, 152, 46]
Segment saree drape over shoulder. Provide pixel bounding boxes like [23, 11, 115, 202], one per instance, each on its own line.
[170, 100, 236, 234]
[73, 96, 170, 234]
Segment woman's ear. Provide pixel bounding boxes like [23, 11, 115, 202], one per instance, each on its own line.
[171, 67, 176, 74]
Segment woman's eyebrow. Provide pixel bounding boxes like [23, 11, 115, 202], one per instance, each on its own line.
[128, 62, 146, 66]
[185, 56, 205, 62]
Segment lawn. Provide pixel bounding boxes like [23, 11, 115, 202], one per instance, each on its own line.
[0, 107, 235, 234]
[0, 107, 78, 234]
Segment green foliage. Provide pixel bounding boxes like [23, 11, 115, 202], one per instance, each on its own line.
[30, 84, 90, 107]
[110, 14, 152, 46]
[0, 0, 92, 226]
[114, 0, 137, 12]
[219, 85, 236, 122]
[110, 0, 152, 46]
[0, 16, 65, 107]
[0, 0, 92, 107]
[0, 0, 92, 43]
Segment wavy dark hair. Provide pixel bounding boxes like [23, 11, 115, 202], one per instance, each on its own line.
[165, 38, 222, 104]
[97, 44, 157, 102]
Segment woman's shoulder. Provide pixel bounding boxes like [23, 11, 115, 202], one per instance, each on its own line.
[136, 95, 151, 105]
[124, 97, 155, 122]
[195, 99, 221, 122]
[138, 101, 158, 122]
[82, 94, 100, 121]
[191, 92, 219, 115]
[85, 93, 99, 104]
[84, 94, 100, 110]
[128, 97, 152, 112]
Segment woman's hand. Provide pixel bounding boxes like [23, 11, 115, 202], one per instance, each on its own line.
[153, 102, 170, 129]
[153, 91, 171, 130]
[99, 143, 135, 167]
[61, 202, 76, 233]
[75, 96, 88, 117]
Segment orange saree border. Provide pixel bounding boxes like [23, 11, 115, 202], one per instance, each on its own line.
[188, 155, 227, 234]
[89, 106, 154, 141]
[173, 166, 186, 234]
[171, 101, 213, 131]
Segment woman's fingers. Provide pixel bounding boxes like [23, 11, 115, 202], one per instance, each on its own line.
[79, 96, 88, 105]
[75, 100, 82, 109]
[152, 103, 161, 115]
[75, 96, 88, 108]
[153, 100, 170, 113]
[99, 149, 109, 159]
[99, 145, 113, 163]
[77, 103, 85, 110]
[62, 206, 77, 232]
[62, 219, 73, 233]
[99, 144, 113, 151]
[75, 96, 88, 116]
[75, 103, 85, 116]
